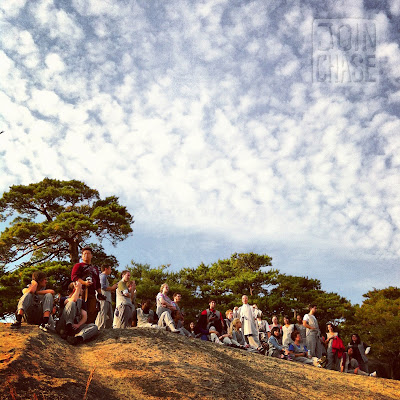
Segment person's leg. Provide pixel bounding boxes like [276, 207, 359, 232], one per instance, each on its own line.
[327, 348, 334, 370]
[86, 295, 98, 324]
[95, 300, 108, 329]
[75, 323, 99, 342]
[106, 301, 113, 329]
[11, 293, 33, 328]
[306, 333, 317, 357]
[247, 334, 261, 348]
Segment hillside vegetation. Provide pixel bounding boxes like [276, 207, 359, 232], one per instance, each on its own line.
[1, 324, 399, 400]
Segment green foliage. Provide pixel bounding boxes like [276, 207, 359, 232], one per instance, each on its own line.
[343, 287, 400, 379]
[0, 178, 134, 267]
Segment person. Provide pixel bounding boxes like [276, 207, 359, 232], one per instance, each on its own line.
[95, 265, 117, 330]
[282, 315, 295, 348]
[340, 347, 377, 377]
[195, 300, 225, 342]
[171, 293, 183, 313]
[295, 314, 307, 345]
[71, 247, 106, 324]
[288, 331, 318, 366]
[158, 309, 189, 335]
[228, 318, 257, 352]
[188, 321, 198, 338]
[11, 271, 55, 331]
[136, 299, 159, 328]
[303, 304, 324, 358]
[238, 295, 261, 349]
[57, 281, 99, 345]
[256, 311, 271, 342]
[156, 283, 176, 317]
[224, 309, 234, 332]
[269, 315, 282, 334]
[325, 323, 339, 370]
[114, 270, 136, 328]
[348, 333, 371, 373]
[268, 327, 288, 358]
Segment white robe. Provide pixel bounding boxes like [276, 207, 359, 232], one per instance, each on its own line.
[238, 304, 258, 336]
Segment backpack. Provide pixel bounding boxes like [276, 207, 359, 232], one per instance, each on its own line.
[25, 295, 43, 324]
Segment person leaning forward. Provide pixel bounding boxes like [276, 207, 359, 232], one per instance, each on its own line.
[71, 247, 106, 324]
[11, 270, 55, 331]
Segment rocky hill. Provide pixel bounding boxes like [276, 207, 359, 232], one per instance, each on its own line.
[1, 324, 399, 400]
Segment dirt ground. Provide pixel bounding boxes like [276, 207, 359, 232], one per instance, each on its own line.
[1, 324, 399, 400]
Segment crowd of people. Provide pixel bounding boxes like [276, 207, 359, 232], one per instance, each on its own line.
[9, 247, 377, 377]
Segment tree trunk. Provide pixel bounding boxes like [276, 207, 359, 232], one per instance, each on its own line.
[68, 239, 79, 264]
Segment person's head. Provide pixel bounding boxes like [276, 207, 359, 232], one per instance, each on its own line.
[81, 247, 93, 264]
[271, 326, 281, 337]
[256, 310, 263, 319]
[160, 283, 169, 294]
[67, 281, 81, 296]
[326, 323, 335, 333]
[272, 315, 278, 325]
[189, 321, 195, 330]
[348, 347, 354, 357]
[351, 334, 360, 344]
[101, 265, 112, 274]
[121, 270, 130, 281]
[296, 314, 303, 323]
[32, 271, 47, 286]
[291, 331, 301, 342]
[283, 315, 290, 325]
[173, 293, 181, 303]
[226, 309, 233, 320]
[209, 300, 216, 310]
[309, 304, 317, 314]
[232, 318, 241, 331]
[242, 295, 248, 304]
[141, 299, 151, 309]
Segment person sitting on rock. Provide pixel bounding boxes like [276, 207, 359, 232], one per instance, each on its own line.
[114, 270, 136, 329]
[158, 309, 188, 335]
[196, 300, 226, 343]
[340, 347, 377, 377]
[268, 327, 288, 358]
[156, 283, 176, 318]
[224, 309, 234, 332]
[11, 271, 55, 331]
[136, 299, 159, 328]
[228, 318, 258, 352]
[256, 311, 271, 342]
[288, 331, 322, 366]
[57, 281, 99, 345]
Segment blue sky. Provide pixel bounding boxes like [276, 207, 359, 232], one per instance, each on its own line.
[1, 0, 400, 305]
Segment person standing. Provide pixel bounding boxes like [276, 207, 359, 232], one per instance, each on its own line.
[325, 323, 339, 370]
[71, 247, 106, 324]
[114, 270, 136, 328]
[95, 265, 117, 329]
[303, 304, 323, 358]
[238, 295, 261, 349]
[349, 333, 371, 373]
[295, 314, 307, 345]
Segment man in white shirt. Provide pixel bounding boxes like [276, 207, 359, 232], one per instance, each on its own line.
[303, 304, 323, 357]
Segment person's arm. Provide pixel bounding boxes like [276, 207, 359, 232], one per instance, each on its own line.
[129, 280, 136, 301]
[37, 288, 55, 295]
[69, 282, 82, 303]
[73, 308, 87, 330]
[302, 317, 315, 330]
[22, 280, 38, 294]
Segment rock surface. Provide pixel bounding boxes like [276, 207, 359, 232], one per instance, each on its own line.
[1, 324, 399, 400]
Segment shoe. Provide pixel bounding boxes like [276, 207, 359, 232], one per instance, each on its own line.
[67, 335, 83, 345]
[39, 323, 51, 332]
[370, 371, 377, 377]
[11, 321, 21, 329]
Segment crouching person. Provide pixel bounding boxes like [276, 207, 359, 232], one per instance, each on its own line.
[158, 310, 189, 335]
[114, 270, 136, 329]
[11, 271, 55, 331]
[340, 347, 377, 377]
[57, 281, 98, 345]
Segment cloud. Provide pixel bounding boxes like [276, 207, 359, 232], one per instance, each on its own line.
[1, 0, 400, 304]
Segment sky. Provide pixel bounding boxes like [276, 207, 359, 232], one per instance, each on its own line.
[1, 0, 400, 306]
